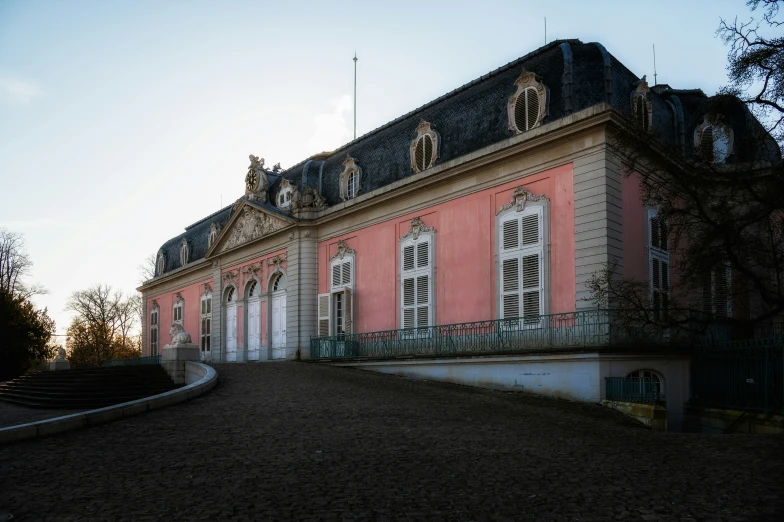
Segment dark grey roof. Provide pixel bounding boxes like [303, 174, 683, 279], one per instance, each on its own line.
[154, 39, 782, 277]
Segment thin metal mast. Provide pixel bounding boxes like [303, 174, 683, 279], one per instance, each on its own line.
[653, 44, 658, 85]
[544, 18, 547, 45]
[353, 52, 358, 140]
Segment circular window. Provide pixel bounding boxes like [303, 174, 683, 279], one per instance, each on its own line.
[414, 135, 434, 172]
[514, 87, 540, 132]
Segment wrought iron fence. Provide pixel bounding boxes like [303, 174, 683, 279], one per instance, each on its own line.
[103, 355, 162, 367]
[605, 377, 661, 404]
[312, 310, 622, 360]
[692, 338, 784, 414]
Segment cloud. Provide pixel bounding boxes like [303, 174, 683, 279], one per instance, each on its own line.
[308, 95, 353, 154]
[1, 219, 86, 230]
[0, 76, 43, 104]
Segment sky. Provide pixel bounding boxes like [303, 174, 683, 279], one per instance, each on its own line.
[0, 0, 756, 339]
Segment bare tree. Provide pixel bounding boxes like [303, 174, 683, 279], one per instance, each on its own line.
[138, 253, 157, 285]
[0, 228, 46, 299]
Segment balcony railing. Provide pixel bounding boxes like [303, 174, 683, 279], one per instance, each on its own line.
[103, 355, 162, 367]
[605, 377, 661, 404]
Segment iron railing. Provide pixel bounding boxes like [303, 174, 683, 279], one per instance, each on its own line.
[692, 337, 784, 414]
[605, 377, 661, 404]
[311, 309, 684, 360]
[103, 355, 162, 367]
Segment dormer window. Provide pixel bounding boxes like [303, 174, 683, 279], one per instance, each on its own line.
[156, 251, 165, 276]
[277, 179, 295, 209]
[695, 116, 733, 163]
[632, 77, 652, 131]
[339, 154, 362, 201]
[507, 68, 548, 134]
[410, 120, 439, 173]
[179, 239, 190, 266]
[208, 223, 219, 248]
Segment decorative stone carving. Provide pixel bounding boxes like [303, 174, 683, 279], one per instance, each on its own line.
[497, 187, 549, 215]
[400, 217, 436, 241]
[174, 292, 184, 304]
[151, 299, 159, 309]
[507, 68, 549, 134]
[339, 154, 362, 201]
[410, 120, 440, 173]
[54, 346, 67, 361]
[222, 206, 286, 252]
[169, 323, 192, 345]
[266, 254, 287, 268]
[222, 269, 239, 288]
[245, 154, 270, 203]
[272, 162, 282, 173]
[329, 240, 356, 262]
[631, 76, 653, 131]
[242, 261, 263, 283]
[202, 283, 212, 294]
[295, 185, 327, 213]
[304, 230, 312, 238]
[179, 239, 190, 266]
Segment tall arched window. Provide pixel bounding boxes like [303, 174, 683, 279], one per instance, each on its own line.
[317, 240, 355, 336]
[200, 287, 212, 360]
[173, 293, 184, 325]
[149, 303, 160, 356]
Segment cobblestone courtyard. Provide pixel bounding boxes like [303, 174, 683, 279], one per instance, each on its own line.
[1, 363, 782, 521]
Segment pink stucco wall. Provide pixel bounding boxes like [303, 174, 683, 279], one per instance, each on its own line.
[318, 163, 576, 333]
[622, 172, 648, 282]
[145, 248, 286, 356]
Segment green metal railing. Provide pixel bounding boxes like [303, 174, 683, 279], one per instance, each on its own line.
[103, 355, 162, 367]
[605, 377, 661, 404]
[311, 310, 626, 360]
[692, 337, 784, 414]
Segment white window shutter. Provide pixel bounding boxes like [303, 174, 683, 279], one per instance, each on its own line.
[416, 274, 429, 327]
[416, 240, 429, 269]
[317, 293, 330, 336]
[344, 287, 353, 334]
[402, 276, 415, 328]
[332, 263, 341, 288]
[342, 260, 351, 286]
[501, 257, 520, 318]
[502, 218, 520, 251]
[521, 254, 541, 318]
[521, 213, 539, 246]
[403, 244, 415, 271]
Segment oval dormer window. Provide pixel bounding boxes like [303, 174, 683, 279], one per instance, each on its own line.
[514, 87, 540, 132]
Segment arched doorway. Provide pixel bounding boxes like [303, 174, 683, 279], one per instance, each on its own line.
[245, 280, 262, 361]
[225, 286, 238, 362]
[270, 273, 287, 359]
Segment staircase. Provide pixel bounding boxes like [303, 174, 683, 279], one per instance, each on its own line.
[0, 365, 182, 409]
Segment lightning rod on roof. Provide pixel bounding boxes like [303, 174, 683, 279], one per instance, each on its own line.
[353, 52, 358, 140]
[544, 17, 547, 45]
[653, 43, 658, 85]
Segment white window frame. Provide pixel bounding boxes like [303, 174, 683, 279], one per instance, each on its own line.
[200, 292, 212, 359]
[150, 306, 159, 356]
[173, 294, 184, 325]
[339, 154, 362, 201]
[328, 254, 354, 335]
[496, 196, 549, 325]
[648, 208, 670, 321]
[507, 68, 549, 134]
[399, 231, 435, 332]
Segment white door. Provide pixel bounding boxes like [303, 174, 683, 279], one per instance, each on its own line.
[247, 300, 260, 361]
[271, 294, 286, 359]
[226, 304, 237, 362]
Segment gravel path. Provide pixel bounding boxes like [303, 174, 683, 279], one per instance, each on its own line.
[0, 362, 782, 521]
[0, 401, 87, 428]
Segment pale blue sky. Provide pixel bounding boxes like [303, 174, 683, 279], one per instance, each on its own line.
[0, 0, 750, 336]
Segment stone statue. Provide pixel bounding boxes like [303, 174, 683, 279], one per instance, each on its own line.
[54, 346, 66, 361]
[169, 323, 192, 345]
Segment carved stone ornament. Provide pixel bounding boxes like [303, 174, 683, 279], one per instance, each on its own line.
[222, 270, 239, 288]
[266, 253, 287, 268]
[507, 68, 549, 134]
[400, 217, 436, 241]
[202, 283, 212, 295]
[339, 154, 361, 201]
[174, 292, 184, 304]
[169, 323, 192, 345]
[221, 206, 287, 252]
[631, 76, 653, 130]
[497, 187, 549, 215]
[329, 240, 356, 262]
[151, 299, 159, 309]
[410, 120, 440, 173]
[245, 154, 270, 203]
[242, 261, 263, 281]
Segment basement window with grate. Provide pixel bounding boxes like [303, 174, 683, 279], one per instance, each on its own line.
[507, 68, 548, 135]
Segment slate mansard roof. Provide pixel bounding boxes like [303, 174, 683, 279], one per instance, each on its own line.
[152, 39, 781, 278]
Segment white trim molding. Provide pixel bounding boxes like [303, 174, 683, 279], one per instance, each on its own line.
[339, 154, 362, 201]
[507, 68, 549, 134]
[410, 119, 440, 173]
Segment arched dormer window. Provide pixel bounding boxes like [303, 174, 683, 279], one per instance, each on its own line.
[339, 154, 361, 201]
[507, 68, 549, 134]
[410, 120, 439, 173]
[179, 239, 190, 266]
[632, 76, 652, 131]
[277, 179, 295, 209]
[695, 116, 733, 163]
[208, 223, 219, 248]
[156, 251, 166, 277]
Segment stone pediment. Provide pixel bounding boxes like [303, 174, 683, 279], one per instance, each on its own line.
[208, 202, 293, 255]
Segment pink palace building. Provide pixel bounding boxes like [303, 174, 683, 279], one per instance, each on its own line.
[138, 40, 779, 428]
